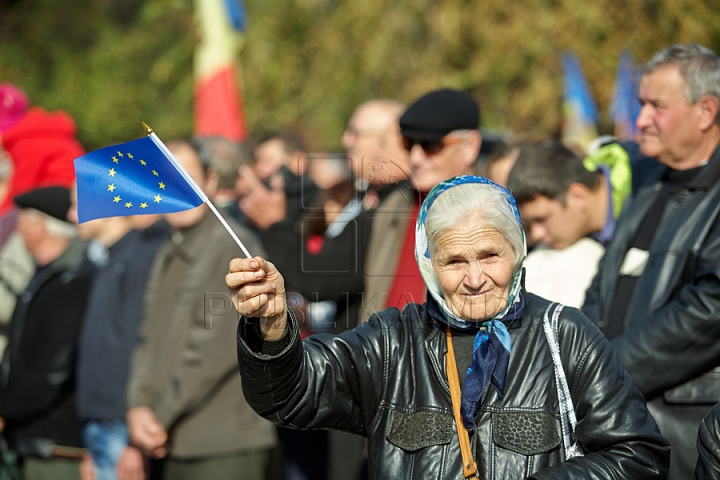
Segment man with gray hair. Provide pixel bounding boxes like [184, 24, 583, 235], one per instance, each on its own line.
[0, 186, 93, 479]
[582, 44, 720, 479]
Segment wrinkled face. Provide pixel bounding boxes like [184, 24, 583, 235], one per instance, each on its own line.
[432, 224, 515, 322]
[519, 195, 585, 250]
[636, 64, 703, 167]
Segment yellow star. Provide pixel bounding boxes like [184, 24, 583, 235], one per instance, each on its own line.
[109, 168, 116, 177]
[127, 153, 134, 159]
[152, 170, 159, 176]
[124, 202, 133, 208]
[154, 195, 162, 203]
[113, 196, 121, 203]
[117, 151, 124, 158]
[112, 156, 119, 164]
[107, 183, 116, 192]
[158, 182, 166, 190]
[140, 160, 147, 166]
[140, 202, 148, 209]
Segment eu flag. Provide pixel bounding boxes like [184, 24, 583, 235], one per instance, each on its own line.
[74, 136, 205, 223]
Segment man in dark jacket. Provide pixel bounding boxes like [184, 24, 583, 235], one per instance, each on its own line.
[0, 186, 93, 479]
[73, 210, 168, 480]
[582, 43, 720, 480]
[696, 402, 720, 479]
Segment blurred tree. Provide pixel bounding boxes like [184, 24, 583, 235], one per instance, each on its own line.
[1, 0, 719, 151]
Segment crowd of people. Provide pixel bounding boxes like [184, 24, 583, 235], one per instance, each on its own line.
[2, 42, 720, 480]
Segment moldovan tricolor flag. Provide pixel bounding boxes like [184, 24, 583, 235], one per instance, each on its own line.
[194, 0, 248, 142]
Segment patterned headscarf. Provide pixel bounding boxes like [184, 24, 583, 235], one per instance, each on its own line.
[415, 175, 527, 430]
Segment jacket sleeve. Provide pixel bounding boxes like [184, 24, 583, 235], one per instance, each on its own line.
[695, 404, 720, 480]
[236, 307, 386, 435]
[610, 220, 720, 398]
[529, 307, 670, 479]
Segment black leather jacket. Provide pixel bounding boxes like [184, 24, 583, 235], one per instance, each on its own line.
[582, 146, 720, 403]
[696, 401, 720, 479]
[238, 293, 669, 479]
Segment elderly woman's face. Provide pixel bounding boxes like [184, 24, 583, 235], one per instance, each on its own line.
[432, 224, 515, 321]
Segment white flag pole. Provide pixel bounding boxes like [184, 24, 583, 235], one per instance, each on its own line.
[142, 122, 252, 258]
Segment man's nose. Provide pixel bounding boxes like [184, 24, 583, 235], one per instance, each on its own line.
[635, 104, 653, 131]
[409, 144, 428, 166]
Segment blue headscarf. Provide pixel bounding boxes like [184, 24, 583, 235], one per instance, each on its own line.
[415, 175, 527, 430]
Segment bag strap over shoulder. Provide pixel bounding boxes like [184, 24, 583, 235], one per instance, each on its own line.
[541, 303, 584, 460]
[445, 327, 479, 479]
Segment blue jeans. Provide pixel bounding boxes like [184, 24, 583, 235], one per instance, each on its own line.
[82, 420, 129, 480]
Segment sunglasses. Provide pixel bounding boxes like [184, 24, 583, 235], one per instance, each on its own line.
[402, 135, 463, 155]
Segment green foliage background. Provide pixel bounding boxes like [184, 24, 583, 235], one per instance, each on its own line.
[1, 0, 719, 151]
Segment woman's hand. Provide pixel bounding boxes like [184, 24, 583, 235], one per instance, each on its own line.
[226, 256, 288, 340]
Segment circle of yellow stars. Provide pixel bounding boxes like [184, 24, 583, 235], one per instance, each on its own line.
[107, 150, 164, 210]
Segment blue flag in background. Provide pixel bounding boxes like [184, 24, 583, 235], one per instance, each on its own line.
[609, 50, 641, 141]
[74, 136, 204, 223]
[562, 52, 599, 151]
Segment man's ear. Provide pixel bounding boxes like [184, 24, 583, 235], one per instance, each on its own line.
[566, 182, 589, 212]
[697, 95, 720, 132]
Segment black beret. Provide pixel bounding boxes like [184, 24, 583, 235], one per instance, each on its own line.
[14, 186, 72, 222]
[399, 88, 480, 141]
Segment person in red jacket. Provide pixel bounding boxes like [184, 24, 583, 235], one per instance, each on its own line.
[0, 83, 83, 215]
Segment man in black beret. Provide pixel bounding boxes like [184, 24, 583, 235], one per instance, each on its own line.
[0, 185, 94, 479]
[361, 88, 482, 322]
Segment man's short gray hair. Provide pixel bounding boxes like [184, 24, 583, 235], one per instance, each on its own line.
[643, 44, 720, 110]
[424, 183, 524, 270]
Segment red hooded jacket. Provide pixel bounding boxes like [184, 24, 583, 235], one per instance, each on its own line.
[0, 107, 84, 214]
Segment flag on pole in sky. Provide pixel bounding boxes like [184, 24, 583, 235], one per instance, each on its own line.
[562, 52, 599, 152]
[194, 0, 248, 142]
[73, 135, 205, 224]
[609, 50, 641, 141]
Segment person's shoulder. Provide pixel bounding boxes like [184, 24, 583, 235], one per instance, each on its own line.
[366, 302, 428, 329]
[524, 292, 603, 342]
[374, 181, 419, 212]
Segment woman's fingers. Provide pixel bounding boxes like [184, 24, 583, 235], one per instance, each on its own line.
[226, 269, 265, 289]
[227, 256, 286, 318]
[228, 256, 264, 274]
[227, 256, 268, 287]
[233, 291, 286, 317]
[233, 281, 277, 303]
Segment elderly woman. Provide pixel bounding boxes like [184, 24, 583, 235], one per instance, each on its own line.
[227, 176, 669, 479]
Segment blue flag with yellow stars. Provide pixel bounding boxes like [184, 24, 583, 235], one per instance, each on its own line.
[74, 136, 205, 223]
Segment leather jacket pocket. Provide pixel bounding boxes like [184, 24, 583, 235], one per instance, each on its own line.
[492, 411, 560, 455]
[386, 410, 453, 452]
[664, 366, 720, 404]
